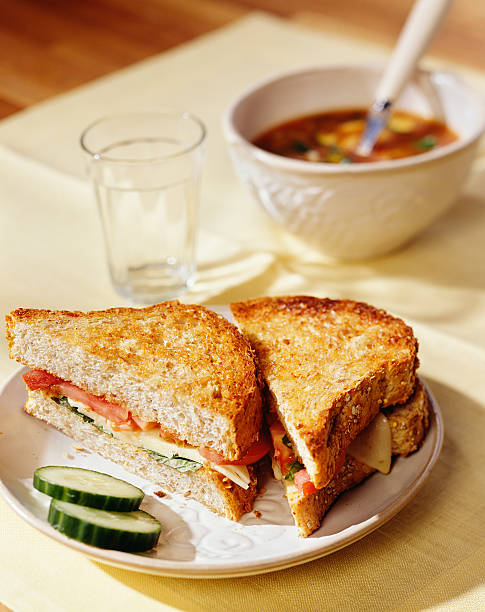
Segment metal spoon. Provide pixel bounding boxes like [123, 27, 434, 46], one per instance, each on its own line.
[356, 0, 452, 157]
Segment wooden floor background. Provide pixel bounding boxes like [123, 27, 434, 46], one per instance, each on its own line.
[0, 0, 483, 120]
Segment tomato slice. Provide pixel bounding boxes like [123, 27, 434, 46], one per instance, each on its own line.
[294, 469, 318, 496]
[269, 421, 295, 474]
[158, 428, 182, 444]
[131, 415, 158, 431]
[198, 446, 227, 464]
[24, 369, 135, 427]
[229, 436, 271, 465]
[52, 381, 129, 424]
[111, 416, 141, 432]
[23, 369, 62, 390]
[293, 455, 346, 497]
[199, 435, 271, 466]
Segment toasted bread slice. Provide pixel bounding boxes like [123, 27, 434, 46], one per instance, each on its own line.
[25, 389, 258, 521]
[231, 296, 418, 487]
[285, 379, 429, 536]
[6, 302, 262, 460]
[384, 379, 429, 456]
[285, 457, 375, 537]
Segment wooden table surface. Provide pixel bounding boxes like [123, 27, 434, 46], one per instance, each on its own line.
[0, 0, 483, 121]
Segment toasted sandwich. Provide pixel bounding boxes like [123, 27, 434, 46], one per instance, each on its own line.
[231, 296, 425, 535]
[6, 302, 268, 521]
[283, 380, 429, 536]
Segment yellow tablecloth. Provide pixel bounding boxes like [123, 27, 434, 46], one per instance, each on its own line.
[1, 13, 484, 611]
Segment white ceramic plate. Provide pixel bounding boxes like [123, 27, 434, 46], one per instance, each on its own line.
[0, 339, 443, 578]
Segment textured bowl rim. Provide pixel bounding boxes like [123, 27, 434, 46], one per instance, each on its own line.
[223, 64, 485, 175]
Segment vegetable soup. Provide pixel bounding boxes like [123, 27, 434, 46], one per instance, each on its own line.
[252, 108, 457, 164]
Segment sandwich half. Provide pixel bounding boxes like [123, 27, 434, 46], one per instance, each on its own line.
[282, 380, 429, 536]
[231, 295, 423, 534]
[6, 302, 267, 521]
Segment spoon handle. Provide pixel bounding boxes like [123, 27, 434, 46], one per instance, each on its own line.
[375, 0, 452, 103]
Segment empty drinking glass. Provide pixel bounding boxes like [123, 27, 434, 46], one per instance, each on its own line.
[81, 111, 206, 303]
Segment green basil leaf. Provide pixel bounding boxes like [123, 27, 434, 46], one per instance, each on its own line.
[282, 434, 292, 449]
[284, 460, 305, 481]
[53, 395, 93, 424]
[52, 395, 71, 409]
[293, 140, 309, 153]
[53, 395, 112, 436]
[144, 450, 202, 473]
[416, 135, 436, 150]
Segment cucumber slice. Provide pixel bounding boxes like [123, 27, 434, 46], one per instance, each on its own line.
[48, 499, 162, 552]
[34, 466, 144, 511]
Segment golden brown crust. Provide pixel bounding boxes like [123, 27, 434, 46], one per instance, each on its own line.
[284, 380, 430, 537]
[286, 457, 374, 537]
[384, 378, 429, 456]
[231, 296, 418, 488]
[7, 302, 260, 420]
[204, 464, 260, 520]
[7, 301, 263, 459]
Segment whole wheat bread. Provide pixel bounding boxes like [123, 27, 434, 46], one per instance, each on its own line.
[285, 379, 430, 536]
[384, 379, 429, 456]
[7, 302, 263, 460]
[231, 296, 418, 488]
[26, 389, 259, 521]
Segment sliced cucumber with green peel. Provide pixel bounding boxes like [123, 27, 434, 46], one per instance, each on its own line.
[34, 466, 144, 511]
[48, 499, 162, 552]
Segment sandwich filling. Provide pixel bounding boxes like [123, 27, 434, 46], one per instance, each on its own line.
[269, 413, 392, 497]
[23, 369, 270, 490]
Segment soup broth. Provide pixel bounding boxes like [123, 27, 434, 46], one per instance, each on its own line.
[252, 108, 457, 163]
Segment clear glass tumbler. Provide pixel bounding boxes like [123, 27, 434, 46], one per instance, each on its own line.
[80, 111, 206, 304]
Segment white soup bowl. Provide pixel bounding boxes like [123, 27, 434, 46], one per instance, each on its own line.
[223, 65, 485, 260]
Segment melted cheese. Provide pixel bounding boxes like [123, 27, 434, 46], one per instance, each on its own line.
[271, 457, 283, 481]
[272, 412, 392, 488]
[66, 398, 251, 489]
[347, 412, 392, 474]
